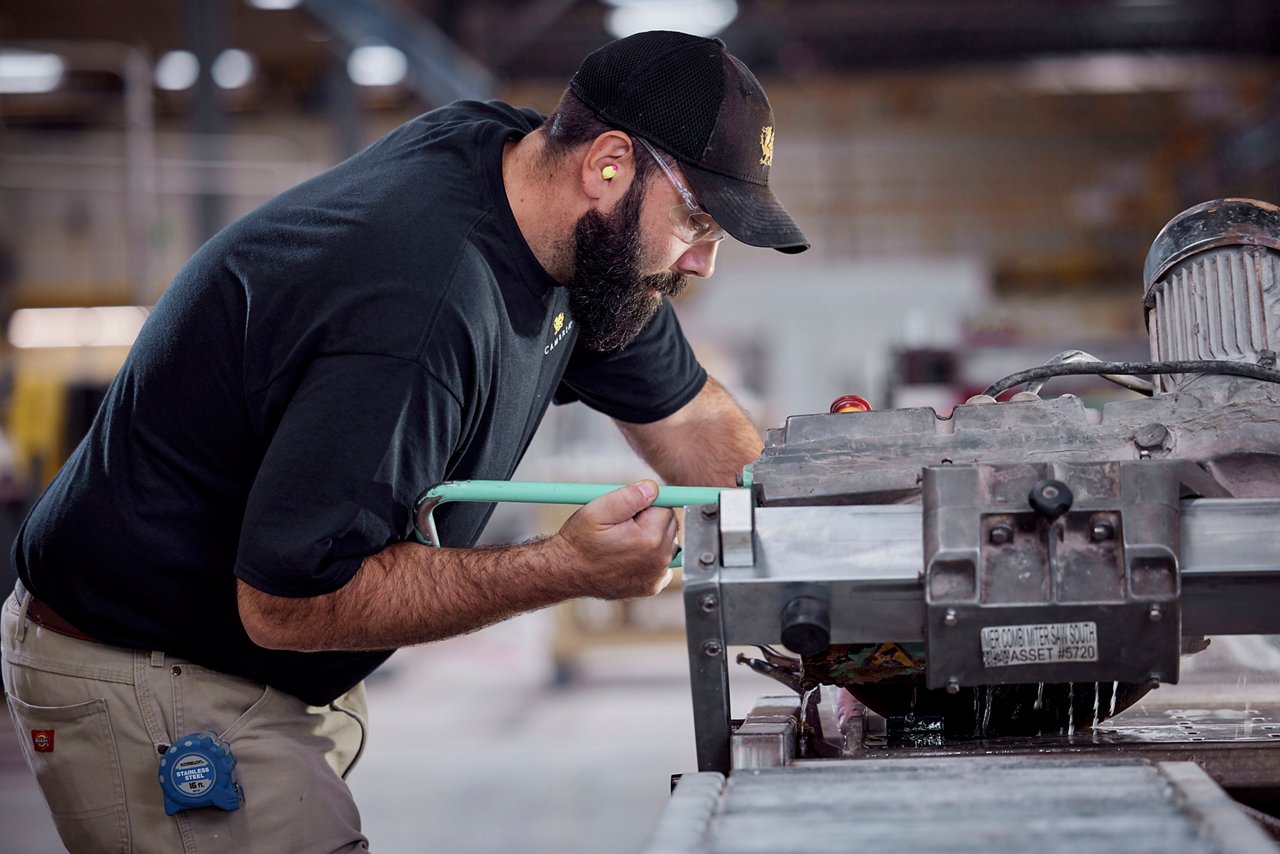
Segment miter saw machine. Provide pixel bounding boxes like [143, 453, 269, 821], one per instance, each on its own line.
[680, 198, 1280, 773]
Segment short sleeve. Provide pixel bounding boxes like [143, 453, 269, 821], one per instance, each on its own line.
[554, 300, 707, 423]
[235, 354, 461, 597]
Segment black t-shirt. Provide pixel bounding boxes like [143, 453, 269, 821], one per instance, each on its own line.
[13, 101, 706, 705]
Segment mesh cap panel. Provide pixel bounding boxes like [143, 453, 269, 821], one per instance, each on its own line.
[571, 33, 724, 160]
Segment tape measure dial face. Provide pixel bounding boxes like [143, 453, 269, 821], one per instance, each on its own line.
[171, 752, 217, 796]
[158, 733, 242, 815]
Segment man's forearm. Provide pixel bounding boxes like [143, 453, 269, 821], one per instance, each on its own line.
[238, 538, 574, 652]
[617, 376, 763, 487]
[652, 417, 760, 486]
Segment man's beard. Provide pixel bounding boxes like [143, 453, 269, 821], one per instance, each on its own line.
[569, 179, 689, 352]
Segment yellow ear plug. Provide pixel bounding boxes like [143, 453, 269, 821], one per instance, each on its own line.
[601, 165, 618, 180]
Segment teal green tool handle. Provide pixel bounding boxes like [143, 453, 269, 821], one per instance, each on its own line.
[413, 480, 729, 568]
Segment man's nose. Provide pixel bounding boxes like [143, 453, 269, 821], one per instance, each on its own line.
[674, 240, 720, 279]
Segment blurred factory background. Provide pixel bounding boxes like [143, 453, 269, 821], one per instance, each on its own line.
[2, 1, 1279, 851]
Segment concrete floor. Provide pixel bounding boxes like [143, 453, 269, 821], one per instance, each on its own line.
[0, 609, 778, 853]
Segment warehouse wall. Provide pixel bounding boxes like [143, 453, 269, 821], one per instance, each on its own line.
[6, 60, 1277, 480]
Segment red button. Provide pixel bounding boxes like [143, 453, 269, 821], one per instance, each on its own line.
[830, 395, 872, 414]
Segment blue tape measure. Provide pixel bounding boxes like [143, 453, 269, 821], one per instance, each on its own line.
[158, 732, 243, 816]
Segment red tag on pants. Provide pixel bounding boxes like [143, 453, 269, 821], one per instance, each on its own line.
[31, 730, 54, 752]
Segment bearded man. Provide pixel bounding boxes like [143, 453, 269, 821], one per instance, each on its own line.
[2, 30, 807, 852]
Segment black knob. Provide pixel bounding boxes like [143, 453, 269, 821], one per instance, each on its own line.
[1029, 479, 1073, 519]
[780, 596, 830, 657]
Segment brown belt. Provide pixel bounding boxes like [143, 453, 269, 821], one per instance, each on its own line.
[15, 581, 101, 643]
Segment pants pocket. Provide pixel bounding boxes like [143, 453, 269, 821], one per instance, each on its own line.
[6, 693, 131, 854]
[168, 664, 274, 751]
[327, 684, 369, 779]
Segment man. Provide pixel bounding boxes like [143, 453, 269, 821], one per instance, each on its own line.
[2, 30, 807, 852]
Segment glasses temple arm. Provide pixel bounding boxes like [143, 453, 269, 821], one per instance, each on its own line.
[632, 136, 700, 211]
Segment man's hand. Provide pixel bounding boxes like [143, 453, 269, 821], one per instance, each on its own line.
[551, 480, 678, 599]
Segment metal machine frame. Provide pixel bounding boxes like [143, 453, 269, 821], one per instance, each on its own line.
[681, 487, 1280, 775]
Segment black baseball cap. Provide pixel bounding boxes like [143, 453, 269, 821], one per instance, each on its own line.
[570, 31, 810, 254]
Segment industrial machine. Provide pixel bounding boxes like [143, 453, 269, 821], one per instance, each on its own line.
[647, 199, 1280, 853]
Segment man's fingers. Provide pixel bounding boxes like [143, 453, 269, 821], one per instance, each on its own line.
[587, 480, 659, 525]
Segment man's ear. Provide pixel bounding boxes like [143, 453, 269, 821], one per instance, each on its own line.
[581, 130, 637, 206]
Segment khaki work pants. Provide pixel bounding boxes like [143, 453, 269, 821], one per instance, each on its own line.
[2, 590, 372, 853]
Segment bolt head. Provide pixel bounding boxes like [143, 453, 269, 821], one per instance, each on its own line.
[700, 505, 718, 520]
[702, 639, 723, 658]
[943, 608, 958, 627]
[1091, 522, 1115, 542]
[989, 524, 1013, 545]
[946, 678, 960, 695]
[1148, 604, 1162, 622]
[698, 551, 716, 567]
[698, 594, 718, 613]
[1135, 423, 1169, 450]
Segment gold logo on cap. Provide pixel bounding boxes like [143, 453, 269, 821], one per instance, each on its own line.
[553, 312, 565, 334]
[759, 126, 774, 167]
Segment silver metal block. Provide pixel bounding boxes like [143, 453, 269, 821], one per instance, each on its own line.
[921, 461, 1188, 689]
[718, 487, 755, 568]
[730, 696, 800, 770]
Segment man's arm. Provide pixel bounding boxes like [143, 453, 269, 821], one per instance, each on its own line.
[614, 376, 763, 487]
[238, 481, 678, 652]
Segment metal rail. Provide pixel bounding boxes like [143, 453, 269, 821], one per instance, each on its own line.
[645, 757, 1280, 853]
[412, 480, 733, 569]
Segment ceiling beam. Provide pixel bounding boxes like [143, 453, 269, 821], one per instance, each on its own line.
[301, 0, 495, 105]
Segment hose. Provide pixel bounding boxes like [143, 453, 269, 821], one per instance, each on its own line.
[982, 358, 1280, 399]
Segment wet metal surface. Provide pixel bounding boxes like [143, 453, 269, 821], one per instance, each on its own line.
[847, 704, 1280, 789]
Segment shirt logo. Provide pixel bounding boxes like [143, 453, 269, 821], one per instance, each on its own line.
[545, 312, 573, 356]
[32, 730, 54, 752]
[759, 126, 774, 167]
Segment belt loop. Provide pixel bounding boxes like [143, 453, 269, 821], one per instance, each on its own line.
[133, 652, 174, 761]
[150, 650, 165, 667]
[13, 581, 31, 643]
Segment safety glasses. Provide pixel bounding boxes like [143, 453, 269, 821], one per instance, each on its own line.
[633, 136, 727, 246]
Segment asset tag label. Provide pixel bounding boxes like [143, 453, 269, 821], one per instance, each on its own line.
[980, 621, 1098, 668]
